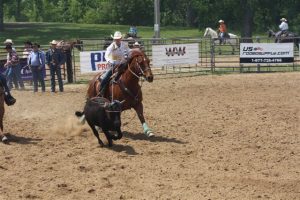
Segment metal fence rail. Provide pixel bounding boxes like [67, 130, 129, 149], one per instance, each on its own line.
[1, 36, 299, 83]
[72, 36, 300, 82]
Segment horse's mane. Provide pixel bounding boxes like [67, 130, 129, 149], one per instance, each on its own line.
[129, 49, 144, 58]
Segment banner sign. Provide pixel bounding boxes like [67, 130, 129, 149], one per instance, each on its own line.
[80, 51, 109, 73]
[240, 43, 294, 63]
[152, 43, 199, 67]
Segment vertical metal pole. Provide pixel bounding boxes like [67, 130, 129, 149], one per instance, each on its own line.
[154, 0, 160, 38]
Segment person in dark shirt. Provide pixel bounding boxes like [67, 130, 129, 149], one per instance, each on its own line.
[45, 40, 64, 93]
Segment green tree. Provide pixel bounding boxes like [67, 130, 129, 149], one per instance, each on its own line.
[0, 0, 3, 31]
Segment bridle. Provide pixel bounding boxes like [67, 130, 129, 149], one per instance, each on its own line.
[127, 55, 151, 80]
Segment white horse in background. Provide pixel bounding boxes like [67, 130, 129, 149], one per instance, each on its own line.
[203, 27, 239, 55]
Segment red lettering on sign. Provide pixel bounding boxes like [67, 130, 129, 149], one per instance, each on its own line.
[97, 63, 108, 70]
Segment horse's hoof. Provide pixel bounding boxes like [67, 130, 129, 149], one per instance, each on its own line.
[144, 130, 154, 137]
[98, 141, 104, 147]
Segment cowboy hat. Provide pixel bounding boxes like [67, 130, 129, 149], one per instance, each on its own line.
[111, 31, 122, 39]
[49, 40, 58, 45]
[3, 39, 13, 45]
[218, 19, 224, 23]
[280, 18, 287, 22]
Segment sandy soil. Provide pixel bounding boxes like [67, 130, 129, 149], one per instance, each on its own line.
[0, 72, 299, 200]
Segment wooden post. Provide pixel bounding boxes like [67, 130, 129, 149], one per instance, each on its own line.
[65, 49, 73, 83]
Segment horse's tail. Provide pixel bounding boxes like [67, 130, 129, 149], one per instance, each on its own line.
[75, 111, 86, 125]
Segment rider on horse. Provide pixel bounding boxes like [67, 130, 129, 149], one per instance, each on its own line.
[100, 31, 131, 97]
[218, 20, 228, 44]
[128, 25, 138, 38]
[275, 18, 289, 38]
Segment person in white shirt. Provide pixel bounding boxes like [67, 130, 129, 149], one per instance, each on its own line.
[100, 31, 130, 96]
[275, 18, 289, 38]
[27, 43, 46, 92]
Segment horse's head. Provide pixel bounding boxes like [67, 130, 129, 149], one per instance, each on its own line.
[204, 27, 217, 38]
[73, 39, 83, 51]
[267, 29, 275, 38]
[56, 40, 83, 51]
[128, 50, 153, 82]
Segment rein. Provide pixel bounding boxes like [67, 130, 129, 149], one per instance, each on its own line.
[89, 97, 121, 113]
[112, 56, 149, 103]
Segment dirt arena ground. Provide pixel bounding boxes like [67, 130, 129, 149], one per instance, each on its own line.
[0, 72, 299, 200]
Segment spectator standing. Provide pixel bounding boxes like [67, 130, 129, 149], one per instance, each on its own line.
[3, 39, 15, 88]
[3, 39, 15, 50]
[4, 45, 25, 90]
[45, 40, 64, 93]
[28, 43, 46, 92]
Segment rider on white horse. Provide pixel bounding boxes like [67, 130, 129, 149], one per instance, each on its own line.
[218, 20, 228, 43]
[275, 18, 289, 38]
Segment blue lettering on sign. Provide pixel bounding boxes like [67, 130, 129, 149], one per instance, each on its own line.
[90, 52, 106, 71]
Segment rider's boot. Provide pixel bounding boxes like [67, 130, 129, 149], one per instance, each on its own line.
[113, 71, 122, 83]
[4, 92, 16, 106]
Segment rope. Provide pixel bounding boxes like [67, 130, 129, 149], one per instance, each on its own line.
[122, 110, 137, 126]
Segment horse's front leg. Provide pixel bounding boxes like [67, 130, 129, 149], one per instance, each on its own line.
[133, 102, 154, 137]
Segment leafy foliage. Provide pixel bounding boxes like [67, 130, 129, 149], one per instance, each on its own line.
[1, 0, 300, 35]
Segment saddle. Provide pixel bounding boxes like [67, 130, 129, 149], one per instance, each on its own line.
[98, 62, 128, 97]
[224, 32, 230, 39]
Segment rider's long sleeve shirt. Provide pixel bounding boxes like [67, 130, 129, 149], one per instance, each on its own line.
[279, 22, 288, 31]
[104, 41, 130, 66]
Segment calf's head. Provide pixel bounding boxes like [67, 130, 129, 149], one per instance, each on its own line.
[104, 100, 123, 128]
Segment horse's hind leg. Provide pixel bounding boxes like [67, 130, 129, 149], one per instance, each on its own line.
[134, 103, 154, 137]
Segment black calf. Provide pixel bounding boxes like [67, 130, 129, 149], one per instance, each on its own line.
[75, 97, 123, 147]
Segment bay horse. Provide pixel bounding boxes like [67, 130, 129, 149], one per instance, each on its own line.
[0, 86, 7, 143]
[86, 49, 154, 137]
[268, 29, 299, 50]
[57, 40, 83, 51]
[203, 27, 238, 55]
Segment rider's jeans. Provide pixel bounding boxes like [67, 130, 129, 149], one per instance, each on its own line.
[100, 68, 113, 89]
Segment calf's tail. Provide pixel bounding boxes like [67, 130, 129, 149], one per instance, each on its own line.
[75, 111, 86, 125]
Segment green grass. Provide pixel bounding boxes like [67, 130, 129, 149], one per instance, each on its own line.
[0, 22, 201, 45]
